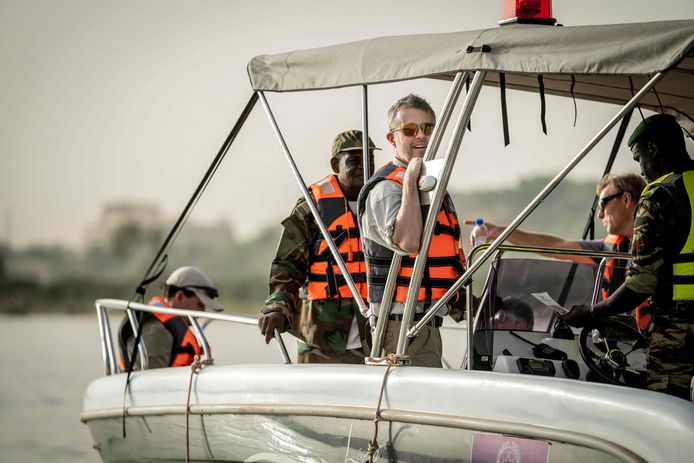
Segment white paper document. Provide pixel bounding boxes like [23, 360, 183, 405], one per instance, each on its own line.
[531, 292, 569, 315]
[418, 159, 444, 205]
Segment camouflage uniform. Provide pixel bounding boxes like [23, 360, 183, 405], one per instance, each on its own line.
[625, 175, 694, 399]
[263, 196, 367, 364]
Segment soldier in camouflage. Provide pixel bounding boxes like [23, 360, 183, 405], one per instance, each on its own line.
[562, 114, 694, 400]
[258, 130, 377, 363]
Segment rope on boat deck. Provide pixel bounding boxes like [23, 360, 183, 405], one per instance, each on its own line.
[366, 353, 407, 463]
[186, 355, 213, 463]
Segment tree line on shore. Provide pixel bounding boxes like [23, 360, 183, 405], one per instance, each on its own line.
[0, 176, 601, 315]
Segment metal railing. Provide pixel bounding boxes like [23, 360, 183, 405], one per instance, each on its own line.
[95, 298, 291, 376]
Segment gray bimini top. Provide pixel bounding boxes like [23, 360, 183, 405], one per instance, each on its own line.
[248, 20, 694, 134]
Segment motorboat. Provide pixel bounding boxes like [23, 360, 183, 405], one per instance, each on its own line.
[81, 5, 694, 462]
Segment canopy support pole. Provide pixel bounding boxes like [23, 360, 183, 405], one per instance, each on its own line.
[581, 109, 634, 240]
[368, 72, 467, 359]
[133, 92, 259, 299]
[362, 85, 371, 182]
[395, 71, 486, 357]
[258, 91, 368, 314]
[406, 73, 665, 365]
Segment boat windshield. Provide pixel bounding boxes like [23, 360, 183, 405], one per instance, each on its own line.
[468, 246, 646, 386]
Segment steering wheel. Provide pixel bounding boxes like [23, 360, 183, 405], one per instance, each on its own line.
[578, 317, 648, 388]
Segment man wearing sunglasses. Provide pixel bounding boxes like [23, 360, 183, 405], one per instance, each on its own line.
[259, 130, 378, 364]
[358, 94, 467, 368]
[562, 113, 694, 400]
[470, 173, 646, 323]
[118, 266, 223, 369]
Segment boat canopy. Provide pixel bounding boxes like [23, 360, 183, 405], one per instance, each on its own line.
[248, 20, 694, 133]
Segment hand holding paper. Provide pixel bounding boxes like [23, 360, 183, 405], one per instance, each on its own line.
[531, 292, 569, 315]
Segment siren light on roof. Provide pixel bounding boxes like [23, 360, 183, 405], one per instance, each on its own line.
[499, 0, 557, 26]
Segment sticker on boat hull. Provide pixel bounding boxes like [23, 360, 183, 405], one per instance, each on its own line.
[471, 433, 549, 463]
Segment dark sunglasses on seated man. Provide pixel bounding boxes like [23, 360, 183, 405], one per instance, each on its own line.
[183, 286, 219, 299]
[391, 122, 435, 137]
[598, 191, 624, 212]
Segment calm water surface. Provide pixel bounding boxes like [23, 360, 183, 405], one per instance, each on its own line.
[0, 314, 103, 463]
[0, 313, 297, 463]
[0, 313, 465, 462]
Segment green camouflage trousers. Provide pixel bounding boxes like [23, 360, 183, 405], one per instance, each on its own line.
[646, 313, 694, 400]
[381, 319, 443, 368]
[296, 298, 368, 364]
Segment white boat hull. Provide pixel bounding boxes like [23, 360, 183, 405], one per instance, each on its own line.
[82, 364, 694, 462]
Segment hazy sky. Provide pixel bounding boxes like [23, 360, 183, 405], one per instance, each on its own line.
[2, 0, 693, 248]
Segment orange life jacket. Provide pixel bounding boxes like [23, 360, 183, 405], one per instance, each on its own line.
[601, 234, 651, 331]
[118, 297, 203, 369]
[306, 175, 368, 300]
[358, 162, 466, 304]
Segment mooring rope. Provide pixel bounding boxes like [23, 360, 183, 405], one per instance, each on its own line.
[366, 353, 407, 463]
[185, 355, 213, 463]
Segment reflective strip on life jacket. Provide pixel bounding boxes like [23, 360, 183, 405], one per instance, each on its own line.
[642, 171, 694, 301]
[672, 171, 694, 300]
[306, 175, 368, 300]
[360, 162, 466, 304]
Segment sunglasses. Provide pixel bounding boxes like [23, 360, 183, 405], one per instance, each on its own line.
[391, 123, 435, 137]
[185, 286, 219, 299]
[598, 191, 624, 211]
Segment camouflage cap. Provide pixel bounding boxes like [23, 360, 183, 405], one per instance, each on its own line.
[330, 130, 380, 157]
[627, 113, 682, 148]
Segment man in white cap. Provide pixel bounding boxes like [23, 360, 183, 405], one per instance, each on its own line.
[119, 266, 223, 369]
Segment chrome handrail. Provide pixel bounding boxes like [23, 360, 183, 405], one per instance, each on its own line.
[95, 298, 292, 375]
[408, 244, 633, 354]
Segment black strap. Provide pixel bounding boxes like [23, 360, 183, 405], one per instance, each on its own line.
[369, 275, 458, 289]
[423, 265, 433, 306]
[120, 92, 260, 439]
[671, 275, 694, 285]
[538, 75, 547, 134]
[433, 222, 457, 237]
[570, 75, 578, 127]
[324, 259, 339, 298]
[122, 305, 145, 438]
[652, 82, 664, 113]
[308, 272, 367, 284]
[672, 252, 694, 264]
[367, 255, 461, 268]
[313, 229, 354, 258]
[500, 73, 510, 146]
[629, 76, 646, 121]
[466, 75, 472, 131]
[135, 256, 167, 296]
[310, 251, 364, 263]
[581, 108, 632, 240]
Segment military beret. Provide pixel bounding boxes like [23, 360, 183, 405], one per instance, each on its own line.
[331, 130, 380, 158]
[627, 113, 682, 148]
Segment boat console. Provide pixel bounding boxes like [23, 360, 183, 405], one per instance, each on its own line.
[468, 246, 647, 389]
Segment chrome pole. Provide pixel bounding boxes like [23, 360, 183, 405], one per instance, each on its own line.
[274, 329, 292, 364]
[361, 85, 371, 182]
[592, 258, 609, 305]
[396, 71, 487, 356]
[407, 72, 665, 354]
[425, 72, 466, 162]
[188, 317, 212, 361]
[96, 303, 114, 375]
[441, 71, 666, 310]
[368, 72, 466, 358]
[126, 306, 149, 370]
[258, 91, 368, 314]
[369, 256, 403, 357]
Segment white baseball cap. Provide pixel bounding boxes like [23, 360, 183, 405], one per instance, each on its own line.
[165, 266, 223, 311]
